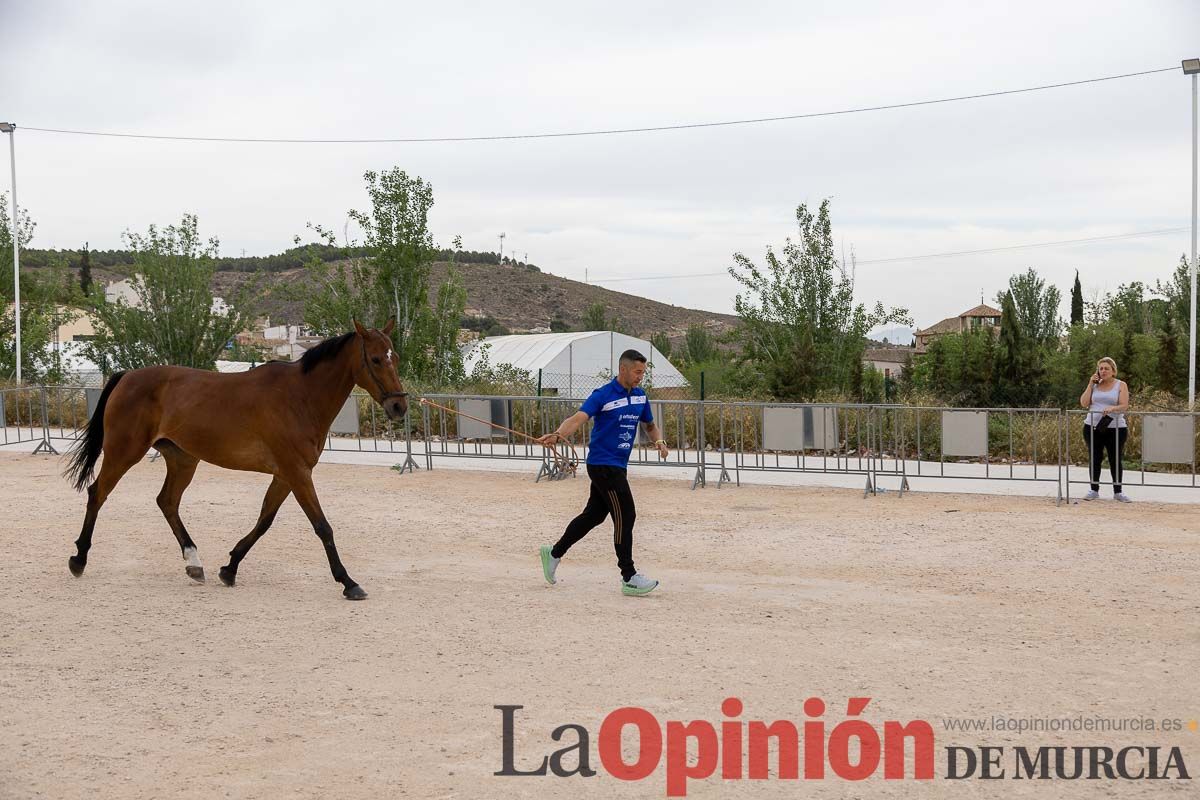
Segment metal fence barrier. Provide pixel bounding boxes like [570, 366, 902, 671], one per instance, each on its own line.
[0, 385, 85, 454]
[707, 401, 877, 494]
[414, 394, 711, 486]
[870, 406, 1065, 503]
[10, 385, 1200, 503]
[1063, 409, 1199, 500]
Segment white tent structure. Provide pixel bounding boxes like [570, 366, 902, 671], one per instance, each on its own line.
[461, 331, 688, 396]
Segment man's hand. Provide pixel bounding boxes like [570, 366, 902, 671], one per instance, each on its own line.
[535, 432, 562, 448]
[655, 440, 669, 460]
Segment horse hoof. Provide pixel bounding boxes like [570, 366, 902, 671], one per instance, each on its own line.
[343, 585, 368, 601]
[218, 567, 236, 587]
[68, 556, 86, 577]
[186, 566, 205, 583]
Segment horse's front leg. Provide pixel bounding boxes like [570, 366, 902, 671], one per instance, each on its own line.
[285, 466, 366, 600]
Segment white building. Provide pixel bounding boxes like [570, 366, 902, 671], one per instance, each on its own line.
[461, 331, 688, 396]
[104, 277, 139, 306]
[104, 276, 228, 316]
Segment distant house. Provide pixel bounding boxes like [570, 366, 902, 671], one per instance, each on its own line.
[54, 306, 98, 343]
[104, 277, 139, 306]
[4, 303, 98, 343]
[862, 346, 915, 379]
[103, 276, 228, 316]
[913, 304, 1002, 353]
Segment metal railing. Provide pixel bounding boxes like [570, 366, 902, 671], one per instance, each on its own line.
[11, 385, 1200, 503]
[1063, 409, 1200, 500]
[873, 405, 1065, 502]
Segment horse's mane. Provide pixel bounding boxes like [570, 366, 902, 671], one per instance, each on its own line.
[299, 331, 356, 374]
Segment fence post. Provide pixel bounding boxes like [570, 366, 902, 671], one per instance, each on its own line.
[862, 406, 876, 498]
[393, 407, 420, 474]
[691, 400, 706, 490]
[32, 386, 59, 455]
[422, 402, 434, 471]
[1056, 409, 1064, 506]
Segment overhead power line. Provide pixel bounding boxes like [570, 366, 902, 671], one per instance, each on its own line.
[586, 227, 1190, 284]
[20, 66, 1177, 144]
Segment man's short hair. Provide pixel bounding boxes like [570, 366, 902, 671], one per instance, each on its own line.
[619, 349, 647, 365]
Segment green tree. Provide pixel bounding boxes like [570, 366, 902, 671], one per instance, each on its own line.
[995, 290, 1039, 401]
[684, 324, 717, 363]
[850, 353, 864, 400]
[1125, 333, 1160, 392]
[894, 351, 916, 398]
[81, 215, 261, 373]
[728, 200, 910, 400]
[1157, 312, 1181, 393]
[960, 327, 995, 406]
[650, 331, 672, 359]
[302, 168, 450, 380]
[79, 242, 93, 295]
[429, 238, 468, 386]
[999, 268, 1062, 347]
[1070, 270, 1084, 326]
[860, 364, 884, 403]
[1106, 282, 1151, 335]
[581, 301, 608, 331]
[579, 301, 627, 334]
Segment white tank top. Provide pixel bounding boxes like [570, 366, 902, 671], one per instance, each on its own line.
[1086, 379, 1126, 428]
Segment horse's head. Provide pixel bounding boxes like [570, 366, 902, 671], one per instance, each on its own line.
[352, 319, 409, 420]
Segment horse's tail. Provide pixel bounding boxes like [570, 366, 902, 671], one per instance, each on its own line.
[64, 371, 126, 492]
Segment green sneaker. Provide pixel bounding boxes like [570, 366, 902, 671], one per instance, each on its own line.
[539, 545, 559, 585]
[621, 573, 659, 596]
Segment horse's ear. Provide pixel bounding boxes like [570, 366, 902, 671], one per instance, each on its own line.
[353, 319, 367, 337]
[382, 317, 396, 336]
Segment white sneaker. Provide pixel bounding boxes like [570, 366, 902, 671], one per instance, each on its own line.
[1083, 490, 1099, 501]
[1114, 493, 1132, 503]
[539, 546, 559, 585]
[621, 573, 658, 596]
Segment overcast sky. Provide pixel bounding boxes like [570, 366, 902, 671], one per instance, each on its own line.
[2, 0, 1198, 336]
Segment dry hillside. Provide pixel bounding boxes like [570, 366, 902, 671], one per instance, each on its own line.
[62, 259, 740, 340]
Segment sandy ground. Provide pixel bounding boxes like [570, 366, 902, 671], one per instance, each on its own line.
[0, 450, 1197, 799]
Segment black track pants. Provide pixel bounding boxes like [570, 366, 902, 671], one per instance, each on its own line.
[551, 464, 636, 581]
[1083, 423, 1128, 493]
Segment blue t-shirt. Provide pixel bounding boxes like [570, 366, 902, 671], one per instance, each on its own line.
[579, 379, 654, 469]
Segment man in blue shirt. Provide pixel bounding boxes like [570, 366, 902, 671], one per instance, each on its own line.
[535, 349, 669, 596]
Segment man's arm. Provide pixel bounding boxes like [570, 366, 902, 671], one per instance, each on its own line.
[536, 411, 589, 446]
[641, 420, 669, 460]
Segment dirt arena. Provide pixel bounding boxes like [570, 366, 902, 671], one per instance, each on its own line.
[1, 451, 1197, 799]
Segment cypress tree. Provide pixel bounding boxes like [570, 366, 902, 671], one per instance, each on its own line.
[79, 242, 93, 295]
[1070, 270, 1084, 326]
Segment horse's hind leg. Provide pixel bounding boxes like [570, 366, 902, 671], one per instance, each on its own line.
[155, 441, 203, 583]
[69, 440, 148, 577]
[219, 476, 291, 587]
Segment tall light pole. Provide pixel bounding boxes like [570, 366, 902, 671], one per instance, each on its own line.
[0, 122, 18, 384]
[1184, 59, 1199, 410]
[498, 232, 506, 262]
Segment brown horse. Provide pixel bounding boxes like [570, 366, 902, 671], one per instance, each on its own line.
[63, 320, 408, 600]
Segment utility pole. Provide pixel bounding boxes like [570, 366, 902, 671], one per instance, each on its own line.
[1, 122, 20, 383]
[498, 232, 505, 262]
[1184, 58, 1200, 409]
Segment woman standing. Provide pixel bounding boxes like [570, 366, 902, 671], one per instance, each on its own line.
[1080, 357, 1131, 502]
